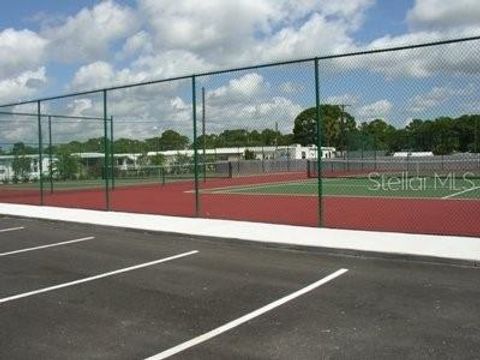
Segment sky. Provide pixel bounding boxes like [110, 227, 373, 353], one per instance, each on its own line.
[1, 0, 480, 144]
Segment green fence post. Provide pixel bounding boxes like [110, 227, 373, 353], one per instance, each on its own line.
[360, 130, 364, 170]
[314, 58, 323, 227]
[110, 116, 115, 190]
[103, 90, 110, 210]
[474, 117, 479, 169]
[37, 101, 44, 205]
[48, 115, 53, 194]
[202, 87, 207, 183]
[475, 117, 479, 154]
[192, 76, 200, 216]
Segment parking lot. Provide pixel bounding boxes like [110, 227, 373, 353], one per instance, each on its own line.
[0, 216, 478, 359]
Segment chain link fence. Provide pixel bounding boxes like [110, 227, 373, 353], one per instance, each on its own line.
[1, 36, 479, 236]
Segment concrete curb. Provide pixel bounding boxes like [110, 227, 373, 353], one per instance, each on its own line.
[1, 203, 479, 266]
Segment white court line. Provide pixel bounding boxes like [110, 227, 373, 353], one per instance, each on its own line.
[0, 227, 24, 233]
[442, 186, 480, 199]
[0, 236, 95, 257]
[0, 250, 198, 305]
[145, 268, 348, 360]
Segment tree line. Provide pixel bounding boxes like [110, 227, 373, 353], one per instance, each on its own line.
[292, 105, 480, 155]
[2, 105, 479, 157]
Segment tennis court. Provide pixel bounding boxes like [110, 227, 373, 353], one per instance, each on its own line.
[0, 216, 479, 359]
[1, 36, 480, 239]
[2, 159, 480, 237]
[203, 177, 480, 199]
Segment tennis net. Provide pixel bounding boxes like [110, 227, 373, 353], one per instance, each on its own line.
[307, 158, 480, 179]
[114, 162, 233, 183]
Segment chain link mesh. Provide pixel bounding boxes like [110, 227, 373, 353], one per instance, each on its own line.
[1, 38, 479, 235]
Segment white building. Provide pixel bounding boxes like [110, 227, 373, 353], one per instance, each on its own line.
[0, 144, 336, 181]
[112, 144, 335, 169]
[393, 151, 434, 157]
[0, 155, 50, 182]
[273, 145, 335, 161]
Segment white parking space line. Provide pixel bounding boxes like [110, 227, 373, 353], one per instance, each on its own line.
[0, 237, 95, 257]
[0, 250, 198, 305]
[0, 227, 25, 233]
[145, 268, 349, 360]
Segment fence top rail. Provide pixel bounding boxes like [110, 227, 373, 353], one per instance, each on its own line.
[0, 35, 479, 108]
[322, 158, 480, 164]
[0, 110, 107, 121]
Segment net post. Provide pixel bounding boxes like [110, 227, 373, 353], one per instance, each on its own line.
[48, 115, 53, 194]
[110, 116, 115, 190]
[37, 101, 44, 205]
[192, 76, 200, 216]
[103, 90, 110, 210]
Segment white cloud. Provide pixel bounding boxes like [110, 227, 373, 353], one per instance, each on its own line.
[67, 98, 94, 116]
[60, 70, 305, 141]
[208, 73, 267, 107]
[42, 0, 138, 62]
[139, 0, 275, 57]
[47, 0, 374, 97]
[70, 49, 212, 92]
[409, 85, 475, 113]
[409, 86, 455, 113]
[70, 60, 150, 91]
[71, 61, 115, 90]
[0, 68, 48, 143]
[203, 72, 303, 133]
[407, 0, 480, 30]
[324, 94, 359, 106]
[119, 31, 153, 59]
[254, 13, 357, 63]
[6, 0, 480, 145]
[50, 0, 479, 88]
[171, 97, 189, 112]
[333, 26, 480, 79]
[137, 0, 373, 68]
[343, 1, 480, 78]
[0, 28, 47, 79]
[356, 99, 393, 120]
[0, 68, 47, 104]
[131, 50, 211, 79]
[279, 81, 305, 94]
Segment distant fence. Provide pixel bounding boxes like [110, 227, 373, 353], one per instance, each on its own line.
[308, 155, 480, 179]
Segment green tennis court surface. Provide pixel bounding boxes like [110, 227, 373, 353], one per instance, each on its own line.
[5, 176, 480, 200]
[205, 177, 480, 199]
